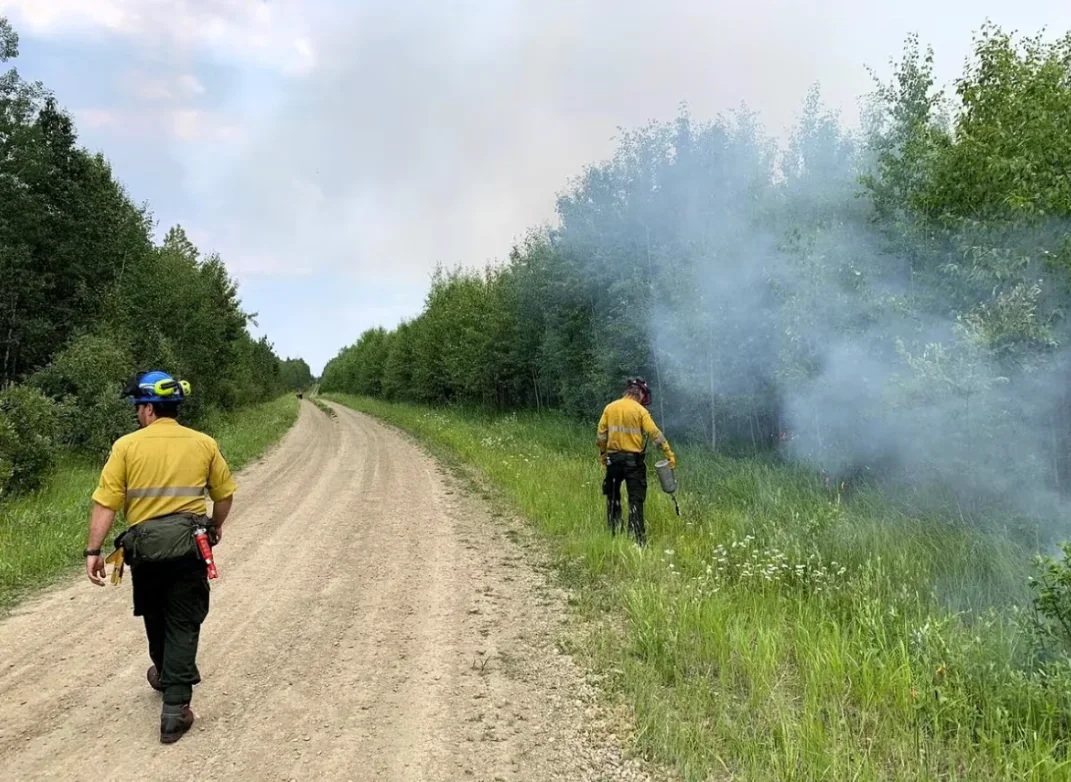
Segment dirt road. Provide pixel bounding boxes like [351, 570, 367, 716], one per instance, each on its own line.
[0, 401, 666, 782]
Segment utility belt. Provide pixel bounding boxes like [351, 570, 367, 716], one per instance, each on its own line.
[606, 451, 645, 467]
[114, 512, 217, 568]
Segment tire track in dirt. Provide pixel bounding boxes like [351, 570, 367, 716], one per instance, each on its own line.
[0, 400, 671, 782]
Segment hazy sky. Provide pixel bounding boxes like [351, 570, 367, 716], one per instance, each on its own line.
[2, 0, 1070, 374]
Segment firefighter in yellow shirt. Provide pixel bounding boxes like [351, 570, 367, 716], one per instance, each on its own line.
[84, 370, 236, 744]
[597, 377, 676, 546]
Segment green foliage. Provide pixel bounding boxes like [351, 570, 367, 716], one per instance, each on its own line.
[0, 92, 151, 382]
[29, 332, 133, 456]
[0, 16, 16, 61]
[381, 321, 414, 400]
[1029, 543, 1071, 653]
[321, 327, 389, 398]
[278, 358, 314, 391]
[931, 25, 1071, 221]
[0, 384, 58, 496]
[195, 393, 300, 472]
[860, 32, 950, 221]
[321, 264, 527, 407]
[102, 226, 283, 417]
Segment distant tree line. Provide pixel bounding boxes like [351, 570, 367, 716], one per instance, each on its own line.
[322, 24, 1071, 518]
[0, 17, 309, 497]
[279, 358, 314, 394]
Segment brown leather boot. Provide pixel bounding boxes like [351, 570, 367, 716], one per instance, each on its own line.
[147, 665, 164, 693]
[160, 703, 195, 744]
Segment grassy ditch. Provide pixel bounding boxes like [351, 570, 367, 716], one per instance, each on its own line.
[309, 393, 337, 418]
[329, 394, 1071, 782]
[0, 394, 299, 610]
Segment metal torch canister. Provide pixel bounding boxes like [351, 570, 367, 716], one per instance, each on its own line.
[654, 459, 677, 494]
[654, 459, 681, 515]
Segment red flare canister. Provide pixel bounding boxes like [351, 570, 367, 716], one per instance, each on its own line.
[194, 527, 218, 579]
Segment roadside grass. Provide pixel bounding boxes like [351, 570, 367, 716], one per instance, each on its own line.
[329, 394, 1071, 782]
[308, 392, 337, 418]
[199, 394, 302, 469]
[0, 394, 299, 611]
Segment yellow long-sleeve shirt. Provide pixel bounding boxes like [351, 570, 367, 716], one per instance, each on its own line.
[596, 397, 676, 465]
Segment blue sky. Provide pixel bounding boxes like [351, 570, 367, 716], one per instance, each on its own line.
[3, 0, 1070, 374]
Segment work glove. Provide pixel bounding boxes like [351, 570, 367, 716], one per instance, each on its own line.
[106, 548, 125, 585]
[667, 452, 678, 470]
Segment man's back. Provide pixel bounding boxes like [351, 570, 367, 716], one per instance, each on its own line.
[598, 397, 660, 454]
[92, 418, 236, 525]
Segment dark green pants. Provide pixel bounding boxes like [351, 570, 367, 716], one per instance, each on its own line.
[131, 561, 210, 705]
[603, 451, 647, 544]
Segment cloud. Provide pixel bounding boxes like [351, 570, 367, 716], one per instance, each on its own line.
[194, 0, 883, 282]
[77, 108, 121, 130]
[71, 105, 243, 143]
[13, 0, 1040, 288]
[0, 0, 316, 73]
[172, 108, 243, 142]
[0, 0, 134, 34]
[121, 71, 206, 102]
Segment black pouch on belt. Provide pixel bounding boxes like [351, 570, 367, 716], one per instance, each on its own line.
[116, 512, 213, 566]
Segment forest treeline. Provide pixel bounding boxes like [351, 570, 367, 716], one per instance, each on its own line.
[322, 24, 1071, 522]
[0, 18, 312, 497]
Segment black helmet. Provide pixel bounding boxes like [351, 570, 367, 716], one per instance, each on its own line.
[625, 377, 652, 407]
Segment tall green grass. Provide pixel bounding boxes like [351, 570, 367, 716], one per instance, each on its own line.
[198, 394, 302, 470]
[0, 394, 299, 610]
[330, 395, 1071, 782]
[307, 392, 337, 418]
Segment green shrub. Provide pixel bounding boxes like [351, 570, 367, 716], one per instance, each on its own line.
[30, 332, 135, 456]
[0, 418, 16, 492]
[1029, 542, 1071, 655]
[0, 384, 59, 496]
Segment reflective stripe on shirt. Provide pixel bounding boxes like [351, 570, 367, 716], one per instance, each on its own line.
[126, 486, 206, 499]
